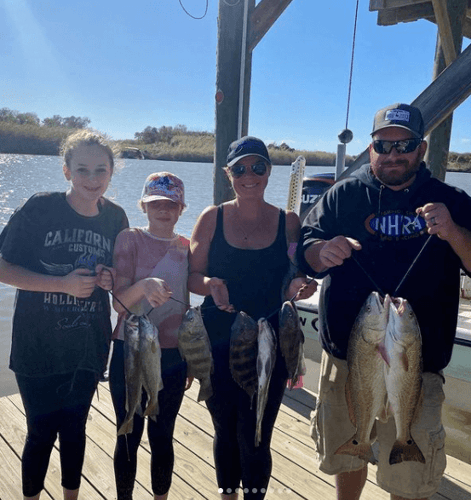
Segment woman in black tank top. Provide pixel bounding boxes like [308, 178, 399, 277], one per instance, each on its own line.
[189, 137, 317, 499]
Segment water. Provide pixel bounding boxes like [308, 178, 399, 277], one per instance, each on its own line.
[1, 154, 471, 395]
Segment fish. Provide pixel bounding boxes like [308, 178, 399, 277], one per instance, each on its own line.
[384, 297, 425, 465]
[177, 306, 214, 401]
[229, 311, 259, 404]
[335, 292, 390, 461]
[286, 155, 306, 214]
[118, 314, 144, 436]
[255, 318, 277, 447]
[279, 300, 305, 387]
[140, 315, 163, 421]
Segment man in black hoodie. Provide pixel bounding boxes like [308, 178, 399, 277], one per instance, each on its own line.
[297, 103, 471, 500]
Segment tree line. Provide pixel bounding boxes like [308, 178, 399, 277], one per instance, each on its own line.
[0, 108, 91, 129]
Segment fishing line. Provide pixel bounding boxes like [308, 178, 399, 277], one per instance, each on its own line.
[178, 0, 209, 19]
[393, 234, 433, 296]
[345, 0, 360, 131]
[351, 253, 386, 297]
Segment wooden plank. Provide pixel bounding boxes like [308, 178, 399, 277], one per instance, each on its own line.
[370, 0, 431, 9]
[88, 387, 207, 500]
[376, 3, 436, 24]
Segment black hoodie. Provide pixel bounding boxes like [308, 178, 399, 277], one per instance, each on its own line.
[297, 162, 471, 372]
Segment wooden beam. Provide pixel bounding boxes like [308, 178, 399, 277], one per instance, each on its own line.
[248, 0, 294, 52]
[432, 0, 458, 64]
[370, 0, 430, 11]
[340, 41, 471, 179]
[376, 3, 435, 24]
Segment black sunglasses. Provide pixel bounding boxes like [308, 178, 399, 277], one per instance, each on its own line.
[228, 162, 268, 178]
[372, 138, 422, 155]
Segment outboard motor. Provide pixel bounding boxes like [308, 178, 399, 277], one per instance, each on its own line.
[299, 173, 335, 223]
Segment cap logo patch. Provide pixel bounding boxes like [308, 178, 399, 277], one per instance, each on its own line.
[385, 109, 410, 123]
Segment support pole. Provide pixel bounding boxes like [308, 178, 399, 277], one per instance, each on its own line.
[425, 0, 467, 181]
[214, 0, 254, 205]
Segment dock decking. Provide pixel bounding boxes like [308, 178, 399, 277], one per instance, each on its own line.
[1, 382, 471, 499]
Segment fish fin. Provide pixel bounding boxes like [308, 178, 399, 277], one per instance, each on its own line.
[399, 351, 409, 371]
[335, 437, 373, 462]
[197, 378, 213, 402]
[377, 340, 390, 366]
[345, 379, 356, 427]
[389, 438, 425, 465]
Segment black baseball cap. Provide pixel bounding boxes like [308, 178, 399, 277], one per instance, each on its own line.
[371, 103, 424, 139]
[226, 136, 271, 166]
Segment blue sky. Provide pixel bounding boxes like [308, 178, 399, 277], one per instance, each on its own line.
[1, 0, 470, 156]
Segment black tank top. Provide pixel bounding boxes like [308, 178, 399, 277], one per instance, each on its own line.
[202, 205, 289, 345]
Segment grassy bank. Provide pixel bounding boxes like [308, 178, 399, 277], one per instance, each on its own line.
[1, 123, 470, 170]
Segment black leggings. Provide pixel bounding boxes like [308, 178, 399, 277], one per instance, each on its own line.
[109, 340, 187, 499]
[16, 370, 98, 497]
[205, 342, 288, 500]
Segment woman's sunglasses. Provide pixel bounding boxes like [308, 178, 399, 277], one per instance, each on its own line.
[228, 162, 268, 178]
[372, 138, 422, 155]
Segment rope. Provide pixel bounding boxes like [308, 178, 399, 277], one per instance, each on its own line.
[345, 0, 360, 130]
[178, 0, 209, 19]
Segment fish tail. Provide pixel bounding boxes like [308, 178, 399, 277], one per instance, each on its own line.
[117, 417, 134, 436]
[197, 378, 213, 402]
[335, 438, 373, 462]
[389, 439, 425, 465]
[143, 401, 159, 419]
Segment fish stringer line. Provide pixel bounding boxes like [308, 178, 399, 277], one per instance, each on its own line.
[393, 234, 433, 296]
[351, 253, 386, 297]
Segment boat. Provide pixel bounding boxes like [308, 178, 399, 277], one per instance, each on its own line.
[119, 147, 144, 159]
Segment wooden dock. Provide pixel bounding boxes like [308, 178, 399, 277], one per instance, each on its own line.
[1, 382, 471, 500]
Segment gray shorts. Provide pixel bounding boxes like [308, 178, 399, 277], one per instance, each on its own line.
[310, 351, 447, 499]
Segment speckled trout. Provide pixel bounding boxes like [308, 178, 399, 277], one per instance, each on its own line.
[177, 306, 213, 401]
[385, 297, 425, 465]
[255, 318, 277, 447]
[335, 292, 389, 461]
[140, 315, 163, 422]
[279, 300, 305, 387]
[230, 311, 258, 405]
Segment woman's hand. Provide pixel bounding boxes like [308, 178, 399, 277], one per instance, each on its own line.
[209, 277, 235, 312]
[142, 277, 172, 307]
[286, 277, 318, 301]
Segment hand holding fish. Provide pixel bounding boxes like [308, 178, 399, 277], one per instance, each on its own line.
[63, 268, 97, 298]
[142, 277, 173, 307]
[285, 276, 317, 301]
[417, 202, 455, 240]
[95, 264, 115, 290]
[318, 236, 362, 270]
[208, 277, 235, 312]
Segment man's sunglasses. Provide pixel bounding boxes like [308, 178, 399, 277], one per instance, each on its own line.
[372, 138, 422, 155]
[228, 162, 268, 178]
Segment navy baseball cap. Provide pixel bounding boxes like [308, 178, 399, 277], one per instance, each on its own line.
[226, 136, 271, 166]
[371, 103, 424, 139]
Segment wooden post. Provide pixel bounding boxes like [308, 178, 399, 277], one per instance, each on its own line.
[213, 0, 294, 205]
[425, 0, 467, 181]
[214, 0, 254, 205]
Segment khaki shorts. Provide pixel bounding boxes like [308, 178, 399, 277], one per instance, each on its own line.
[310, 351, 447, 499]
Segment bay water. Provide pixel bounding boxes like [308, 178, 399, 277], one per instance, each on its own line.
[1, 154, 471, 396]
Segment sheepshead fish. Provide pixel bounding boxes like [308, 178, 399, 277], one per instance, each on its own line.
[118, 314, 144, 436]
[177, 306, 213, 401]
[140, 315, 163, 421]
[279, 300, 305, 387]
[230, 311, 258, 404]
[335, 292, 389, 461]
[385, 297, 425, 465]
[255, 318, 277, 447]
